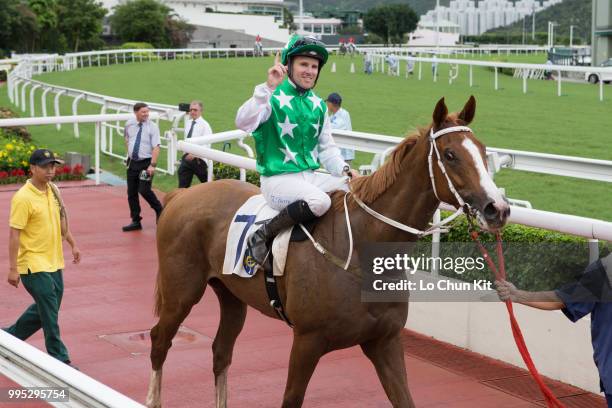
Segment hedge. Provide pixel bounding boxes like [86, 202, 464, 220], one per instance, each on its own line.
[425, 212, 610, 290]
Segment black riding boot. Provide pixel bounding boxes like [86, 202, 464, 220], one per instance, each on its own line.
[247, 200, 317, 266]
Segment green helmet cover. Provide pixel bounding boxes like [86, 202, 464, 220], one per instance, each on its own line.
[281, 35, 328, 67]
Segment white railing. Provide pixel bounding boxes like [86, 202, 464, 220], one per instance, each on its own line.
[7, 47, 609, 179]
[367, 53, 611, 101]
[0, 330, 144, 407]
[0, 113, 163, 184]
[6, 48, 298, 176]
[363, 45, 550, 55]
[180, 129, 612, 242]
[6, 65, 183, 175]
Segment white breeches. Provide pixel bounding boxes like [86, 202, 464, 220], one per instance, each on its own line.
[260, 171, 349, 216]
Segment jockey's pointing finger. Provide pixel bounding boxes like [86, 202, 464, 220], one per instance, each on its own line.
[274, 51, 280, 65]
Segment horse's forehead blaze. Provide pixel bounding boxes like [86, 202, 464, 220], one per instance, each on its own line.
[461, 138, 503, 201]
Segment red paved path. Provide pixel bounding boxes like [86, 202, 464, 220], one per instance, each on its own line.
[0, 182, 605, 407]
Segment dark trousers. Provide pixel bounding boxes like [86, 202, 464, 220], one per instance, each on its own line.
[177, 155, 208, 188]
[127, 158, 163, 222]
[3, 270, 70, 363]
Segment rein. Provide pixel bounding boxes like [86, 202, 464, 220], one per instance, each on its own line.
[467, 217, 565, 408]
[301, 125, 472, 271]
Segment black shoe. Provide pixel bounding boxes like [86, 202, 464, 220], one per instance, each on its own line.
[247, 200, 317, 265]
[122, 221, 142, 232]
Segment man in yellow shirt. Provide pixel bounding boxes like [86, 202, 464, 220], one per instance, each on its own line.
[3, 149, 81, 366]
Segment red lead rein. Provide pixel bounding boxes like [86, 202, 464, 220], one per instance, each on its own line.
[470, 229, 565, 408]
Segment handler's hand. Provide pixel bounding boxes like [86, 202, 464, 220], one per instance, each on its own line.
[267, 52, 287, 90]
[185, 154, 195, 161]
[8, 268, 20, 288]
[72, 246, 81, 264]
[146, 165, 155, 177]
[495, 280, 519, 302]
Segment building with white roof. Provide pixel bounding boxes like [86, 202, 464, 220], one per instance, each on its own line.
[293, 16, 344, 36]
[420, 0, 564, 36]
[409, 19, 461, 46]
[100, 0, 291, 46]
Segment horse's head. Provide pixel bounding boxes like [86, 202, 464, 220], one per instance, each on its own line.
[428, 96, 510, 231]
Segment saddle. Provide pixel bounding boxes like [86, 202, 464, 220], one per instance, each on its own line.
[222, 195, 319, 278]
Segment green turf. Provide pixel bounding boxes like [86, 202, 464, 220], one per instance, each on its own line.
[2, 52, 610, 221]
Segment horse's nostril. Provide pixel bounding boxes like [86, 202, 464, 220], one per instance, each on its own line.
[483, 202, 497, 219]
[504, 207, 511, 218]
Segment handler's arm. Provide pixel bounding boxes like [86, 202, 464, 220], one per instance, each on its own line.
[8, 228, 21, 287]
[495, 280, 564, 310]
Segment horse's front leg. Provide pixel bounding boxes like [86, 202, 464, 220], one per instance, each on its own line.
[281, 334, 327, 408]
[361, 332, 415, 408]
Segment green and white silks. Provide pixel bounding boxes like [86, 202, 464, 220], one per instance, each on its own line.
[236, 78, 347, 178]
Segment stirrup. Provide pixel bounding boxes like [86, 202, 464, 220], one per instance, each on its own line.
[254, 249, 272, 273]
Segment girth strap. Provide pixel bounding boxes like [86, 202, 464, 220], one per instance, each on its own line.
[262, 252, 294, 327]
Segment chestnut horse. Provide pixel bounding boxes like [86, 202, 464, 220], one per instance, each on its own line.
[146, 97, 510, 408]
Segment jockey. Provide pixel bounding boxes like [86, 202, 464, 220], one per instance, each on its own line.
[236, 34, 358, 267]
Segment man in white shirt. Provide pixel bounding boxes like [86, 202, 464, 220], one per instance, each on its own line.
[123, 102, 163, 232]
[178, 100, 213, 188]
[325, 92, 354, 164]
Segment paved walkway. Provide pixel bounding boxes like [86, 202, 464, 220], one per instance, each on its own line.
[0, 182, 605, 407]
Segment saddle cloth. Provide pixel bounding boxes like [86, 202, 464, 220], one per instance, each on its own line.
[222, 195, 295, 278]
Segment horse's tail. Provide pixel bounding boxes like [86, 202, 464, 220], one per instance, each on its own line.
[154, 189, 185, 316]
[163, 188, 184, 207]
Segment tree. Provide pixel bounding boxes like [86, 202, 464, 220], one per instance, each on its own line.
[164, 13, 194, 48]
[27, 0, 59, 51]
[0, 1, 39, 53]
[0, 0, 105, 54]
[363, 4, 418, 46]
[282, 7, 296, 32]
[110, 0, 193, 48]
[57, 0, 106, 51]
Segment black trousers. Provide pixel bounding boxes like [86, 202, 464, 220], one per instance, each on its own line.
[177, 155, 208, 188]
[127, 158, 163, 222]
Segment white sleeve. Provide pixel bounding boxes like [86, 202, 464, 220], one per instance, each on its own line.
[318, 113, 348, 177]
[151, 124, 161, 147]
[235, 83, 273, 133]
[345, 111, 352, 131]
[199, 119, 213, 136]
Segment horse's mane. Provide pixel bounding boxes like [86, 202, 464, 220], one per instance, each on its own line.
[332, 126, 429, 211]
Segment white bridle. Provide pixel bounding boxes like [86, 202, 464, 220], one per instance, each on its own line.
[350, 125, 474, 236]
[302, 125, 477, 271]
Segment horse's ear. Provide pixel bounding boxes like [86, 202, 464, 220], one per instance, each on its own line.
[458, 95, 476, 125]
[432, 97, 448, 128]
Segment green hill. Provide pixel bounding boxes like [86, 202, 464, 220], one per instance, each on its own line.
[487, 0, 592, 45]
[304, 0, 447, 16]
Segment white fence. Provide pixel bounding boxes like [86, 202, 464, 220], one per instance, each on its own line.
[368, 54, 612, 101]
[0, 113, 163, 184]
[180, 129, 612, 241]
[0, 330, 144, 407]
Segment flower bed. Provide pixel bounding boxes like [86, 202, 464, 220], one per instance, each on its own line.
[0, 136, 86, 185]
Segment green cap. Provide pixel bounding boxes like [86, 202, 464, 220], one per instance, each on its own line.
[281, 35, 328, 67]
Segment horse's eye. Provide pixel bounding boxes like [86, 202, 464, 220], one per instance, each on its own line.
[444, 150, 455, 161]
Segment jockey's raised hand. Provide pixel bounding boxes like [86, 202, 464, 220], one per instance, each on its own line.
[267, 52, 287, 90]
